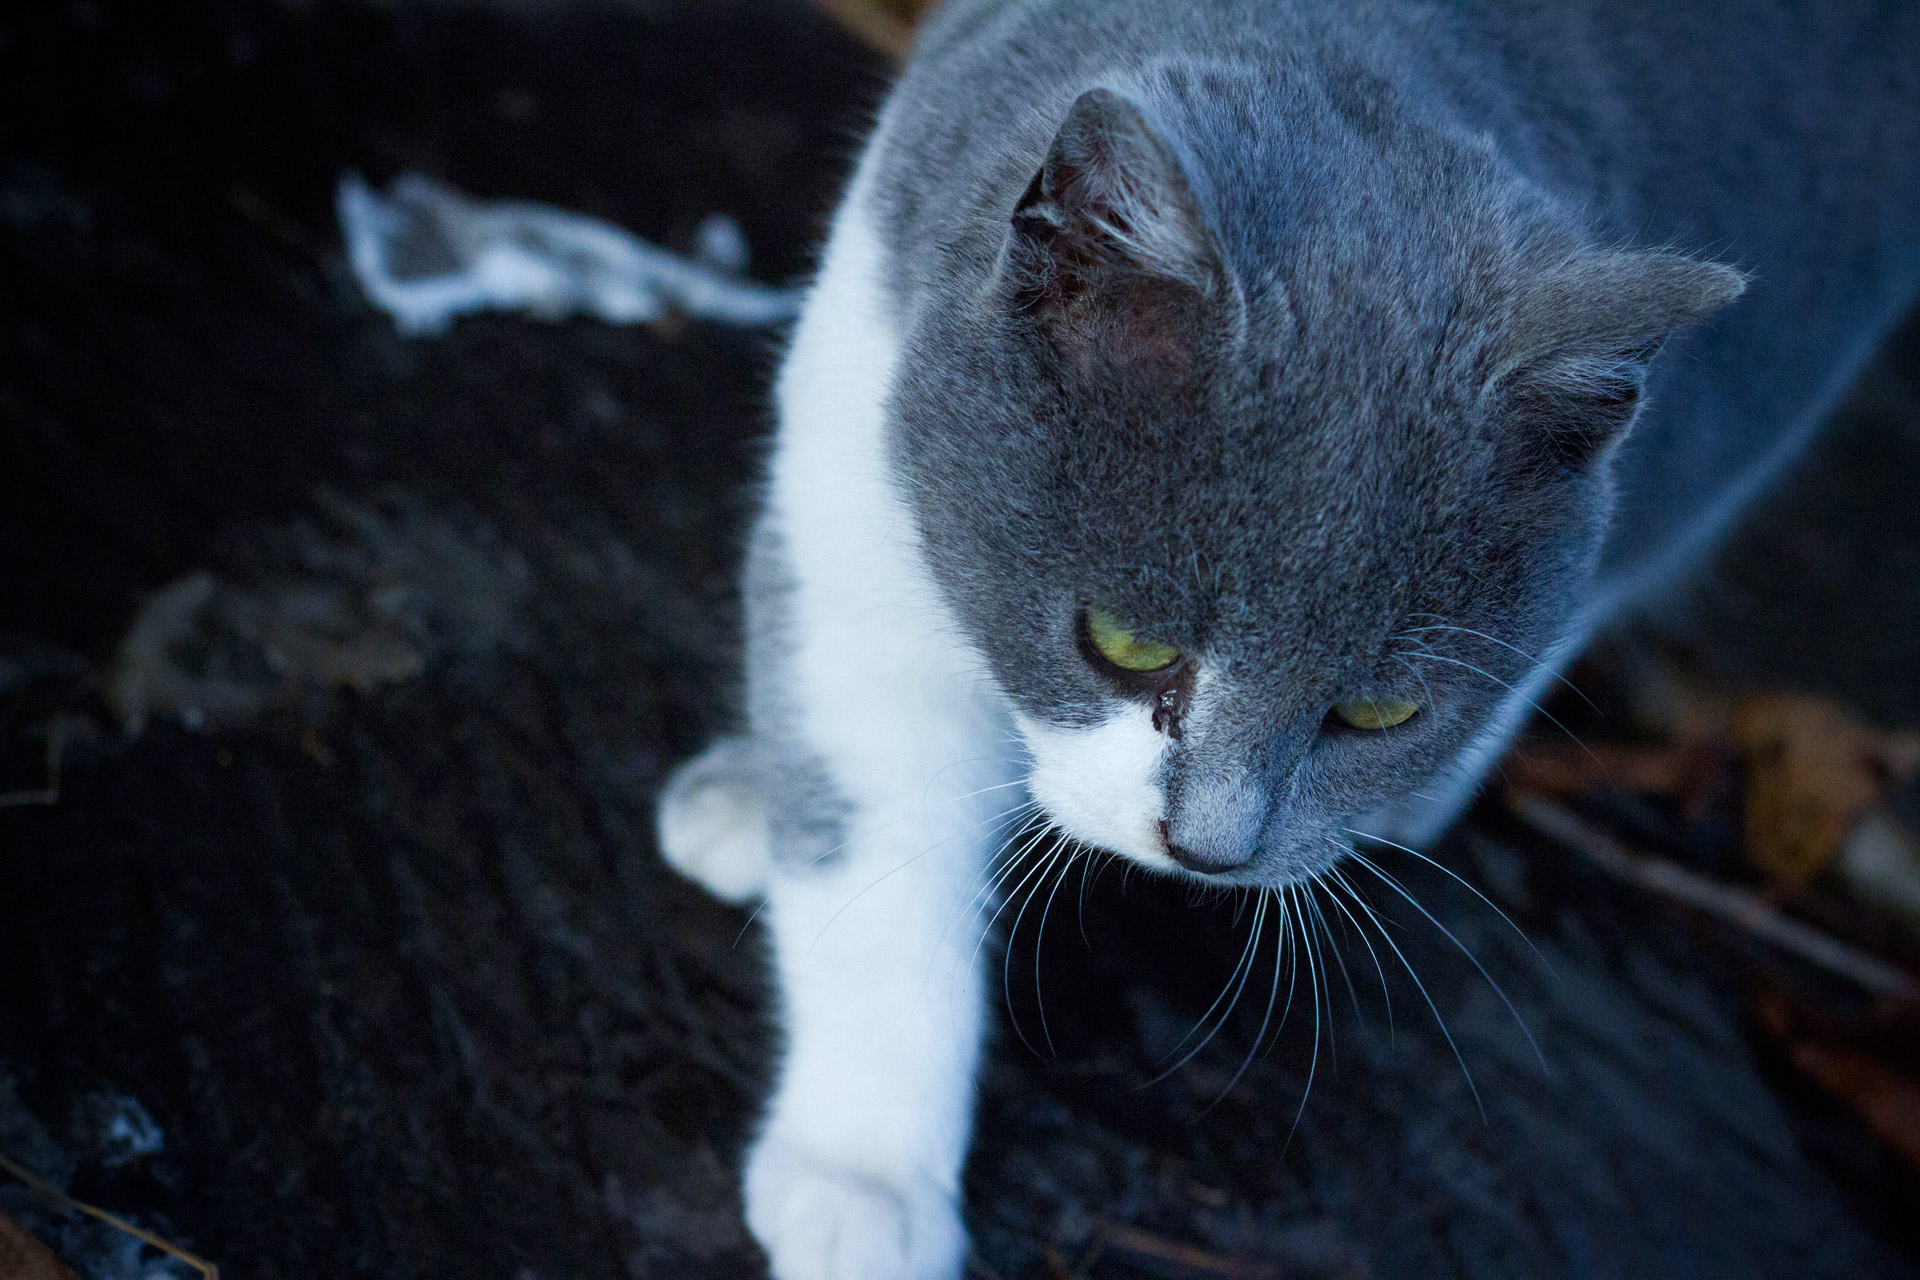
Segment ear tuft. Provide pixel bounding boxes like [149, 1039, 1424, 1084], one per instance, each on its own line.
[1495, 251, 1747, 468]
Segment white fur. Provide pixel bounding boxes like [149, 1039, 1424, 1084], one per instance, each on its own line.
[656, 736, 771, 904]
[1017, 704, 1177, 870]
[743, 159, 1020, 1280]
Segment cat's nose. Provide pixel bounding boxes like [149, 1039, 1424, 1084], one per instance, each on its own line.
[1159, 802, 1261, 875]
[1163, 768, 1266, 873]
[1163, 837, 1254, 875]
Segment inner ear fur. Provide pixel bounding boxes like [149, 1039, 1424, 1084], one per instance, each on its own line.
[1005, 87, 1231, 374]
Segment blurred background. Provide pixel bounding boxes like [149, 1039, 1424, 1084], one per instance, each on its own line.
[1, 2, 1917, 1277]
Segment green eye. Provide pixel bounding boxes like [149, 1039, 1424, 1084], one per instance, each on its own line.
[1084, 607, 1181, 673]
[1332, 698, 1420, 730]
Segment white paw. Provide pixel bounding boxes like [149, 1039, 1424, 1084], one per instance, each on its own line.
[744, 1136, 966, 1280]
[656, 737, 771, 904]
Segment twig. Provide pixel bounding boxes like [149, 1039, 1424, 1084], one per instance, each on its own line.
[1508, 793, 1920, 1002]
[811, 0, 917, 60]
[0, 723, 61, 808]
[0, 1150, 219, 1280]
[1097, 1222, 1279, 1278]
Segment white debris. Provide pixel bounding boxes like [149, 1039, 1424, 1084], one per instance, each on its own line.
[1838, 807, 1920, 933]
[80, 1090, 166, 1168]
[336, 170, 800, 336]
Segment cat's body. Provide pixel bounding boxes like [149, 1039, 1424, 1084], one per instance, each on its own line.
[656, 2, 1920, 1276]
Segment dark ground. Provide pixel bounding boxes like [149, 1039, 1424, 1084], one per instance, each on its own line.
[1, 3, 1918, 1278]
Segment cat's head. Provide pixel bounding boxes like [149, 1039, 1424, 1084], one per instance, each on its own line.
[891, 80, 1743, 884]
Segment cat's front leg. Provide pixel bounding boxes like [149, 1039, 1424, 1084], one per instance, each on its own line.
[743, 757, 1006, 1280]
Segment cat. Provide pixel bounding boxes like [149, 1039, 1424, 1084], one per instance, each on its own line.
[655, 1, 1920, 1276]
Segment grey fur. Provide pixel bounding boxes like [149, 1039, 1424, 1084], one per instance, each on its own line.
[743, 518, 851, 864]
[795, 0, 1920, 880]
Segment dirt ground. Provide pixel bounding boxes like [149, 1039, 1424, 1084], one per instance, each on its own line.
[2, 3, 1918, 1278]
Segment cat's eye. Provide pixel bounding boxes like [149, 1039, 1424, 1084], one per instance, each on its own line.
[1084, 607, 1181, 673]
[1331, 698, 1420, 730]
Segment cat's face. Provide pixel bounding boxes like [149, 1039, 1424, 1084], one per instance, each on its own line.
[893, 86, 1741, 885]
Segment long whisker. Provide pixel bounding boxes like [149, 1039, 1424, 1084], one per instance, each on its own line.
[812, 794, 1041, 949]
[1391, 651, 1441, 715]
[1029, 844, 1084, 1056]
[1401, 649, 1599, 764]
[1142, 888, 1266, 1087]
[1343, 827, 1551, 972]
[1317, 872, 1395, 1039]
[912, 803, 1050, 1019]
[1283, 883, 1327, 1150]
[1345, 849, 1545, 1070]
[1208, 887, 1289, 1109]
[968, 822, 1061, 974]
[926, 813, 1057, 1017]
[1324, 858, 1485, 1117]
[1400, 620, 1600, 715]
[918, 774, 1031, 818]
[960, 809, 1050, 937]
[1260, 883, 1307, 1068]
[1307, 882, 1365, 1027]
[1000, 845, 1067, 1057]
[1076, 844, 1108, 950]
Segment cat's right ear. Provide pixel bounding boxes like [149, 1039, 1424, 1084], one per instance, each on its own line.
[1004, 88, 1229, 373]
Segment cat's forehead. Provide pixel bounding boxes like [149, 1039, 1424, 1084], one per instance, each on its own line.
[1039, 367, 1500, 596]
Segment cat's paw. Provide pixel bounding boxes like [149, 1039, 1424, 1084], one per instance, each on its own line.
[656, 736, 770, 904]
[744, 1136, 966, 1280]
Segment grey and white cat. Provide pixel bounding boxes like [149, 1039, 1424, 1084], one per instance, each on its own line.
[656, 1, 1920, 1276]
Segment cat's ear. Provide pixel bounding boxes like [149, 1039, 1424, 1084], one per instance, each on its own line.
[1494, 251, 1747, 468]
[1005, 88, 1228, 370]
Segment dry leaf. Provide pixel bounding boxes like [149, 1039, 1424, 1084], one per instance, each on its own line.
[1503, 741, 1720, 802]
[0, 1213, 79, 1280]
[1730, 693, 1920, 886]
[1788, 1041, 1920, 1173]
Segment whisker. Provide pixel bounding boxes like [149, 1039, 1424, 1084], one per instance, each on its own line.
[920, 773, 1031, 816]
[1208, 886, 1290, 1109]
[1400, 621, 1599, 714]
[1029, 845, 1083, 1056]
[1001, 844, 1068, 1058]
[812, 795, 1041, 949]
[1345, 849, 1545, 1070]
[1401, 649, 1600, 765]
[911, 803, 1051, 1020]
[1391, 651, 1441, 716]
[805, 777, 1034, 869]
[1342, 827, 1551, 974]
[1307, 882, 1366, 1027]
[1317, 871, 1395, 1039]
[1324, 857, 1485, 1117]
[1075, 844, 1106, 951]
[929, 801, 1046, 952]
[965, 821, 1060, 973]
[1283, 883, 1328, 1150]
[1142, 888, 1266, 1087]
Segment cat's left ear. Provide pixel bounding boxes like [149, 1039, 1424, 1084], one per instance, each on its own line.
[1004, 87, 1231, 370]
[1494, 251, 1747, 467]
